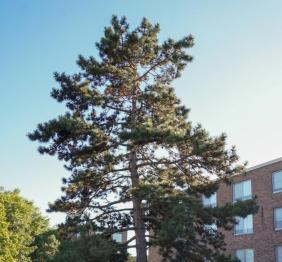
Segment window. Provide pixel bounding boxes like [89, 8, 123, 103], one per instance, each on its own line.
[275, 208, 282, 230]
[112, 233, 123, 243]
[202, 193, 217, 207]
[273, 171, 282, 193]
[276, 246, 282, 262]
[235, 249, 254, 262]
[233, 180, 252, 201]
[204, 223, 217, 235]
[234, 215, 253, 235]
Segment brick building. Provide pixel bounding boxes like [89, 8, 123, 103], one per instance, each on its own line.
[148, 157, 282, 262]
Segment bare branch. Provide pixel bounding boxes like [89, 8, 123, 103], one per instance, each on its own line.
[90, 198, 132, 209]
[104, 104, 131, 113]
[103, 227, 136, 234]
[124, 235, 136, 245]
[93, 208, 133, 220]
[127, 245, 137, 249]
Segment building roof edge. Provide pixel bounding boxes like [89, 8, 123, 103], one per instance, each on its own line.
[246, 157, 282, 172]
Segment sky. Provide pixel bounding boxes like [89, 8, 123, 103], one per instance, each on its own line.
[0, 0, 282, 226]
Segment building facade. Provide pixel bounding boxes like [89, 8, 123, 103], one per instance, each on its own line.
[148, 157, 282, 262]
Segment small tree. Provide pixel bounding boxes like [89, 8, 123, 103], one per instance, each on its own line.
[29, 16, 257, 262]
[0, 189, 55, 262]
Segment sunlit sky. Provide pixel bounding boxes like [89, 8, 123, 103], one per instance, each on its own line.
[1, 0, 282, 225]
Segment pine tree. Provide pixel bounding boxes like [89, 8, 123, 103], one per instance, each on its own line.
[29, 16, 257, 262]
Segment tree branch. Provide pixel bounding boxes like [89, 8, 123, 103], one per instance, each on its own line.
[94, 208, 133, 220]
[124, 235, 136, 245]
[90, 198, 132, 209]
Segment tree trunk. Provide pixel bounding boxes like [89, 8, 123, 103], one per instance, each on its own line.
[129, 86, 148, 262]
[130, 150, 148, 262]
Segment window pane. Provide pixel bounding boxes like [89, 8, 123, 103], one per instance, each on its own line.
[235, 249, 254, 262]
[235, 217, 244, 234]
[202, 193, 216, 207]
[275, 208, 282, 229]
[112, 233, 122, 243]
[210, 193, 216, 207]
[245, 215, 253, 233]
[234, 180, 252, 201]
[276, 221, 282, 229]
[276, 208, 282, 220]
[243, 180, 251, 199]
[245, 249, 254, 262]
[202, 195, 209, 206]
[204, 223, 217, 234]
[235, 215, 253, 234]
[234, 183, 243, 201]
[277, 246, 282, 262]
[273, 171, 282, 192]
[235, 250, 244, 261]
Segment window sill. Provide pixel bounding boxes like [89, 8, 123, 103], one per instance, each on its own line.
[233, 197, 252, 203]
[234, 232, 253, 236]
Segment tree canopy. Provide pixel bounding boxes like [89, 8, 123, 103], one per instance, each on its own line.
[0, 189, 54, 262]
[29, 16, 257, 262]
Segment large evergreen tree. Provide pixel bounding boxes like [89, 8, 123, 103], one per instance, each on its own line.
[29, 16, 257, 262]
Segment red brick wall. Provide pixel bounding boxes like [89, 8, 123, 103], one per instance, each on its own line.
[148, 160, 282, 262]
[122, 231, 127, 243]
[148, 246, 161, 262]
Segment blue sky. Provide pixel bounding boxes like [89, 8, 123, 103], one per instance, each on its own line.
[1, 0, 282, 225]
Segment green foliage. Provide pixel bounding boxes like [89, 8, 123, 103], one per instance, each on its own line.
[52, 234, 128, 262]
[29, 15, 257, 261]
[0, 189, 53, 262]
[127, 256, 136, 262]
[31, 230, 60, 262]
